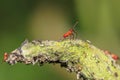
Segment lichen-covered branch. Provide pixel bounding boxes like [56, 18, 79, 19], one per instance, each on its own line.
[5, 39, 120, 80]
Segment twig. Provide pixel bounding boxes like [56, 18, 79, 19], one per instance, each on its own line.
[5, 39, 120, 80]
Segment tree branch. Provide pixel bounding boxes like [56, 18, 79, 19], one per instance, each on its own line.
[5, 39, 120, 80]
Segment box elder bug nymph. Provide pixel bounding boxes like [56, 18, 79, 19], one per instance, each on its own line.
[3, 52, 8, 62]
[61, 21, 78, 40]
[111, 54, 119, 61]
[104, 50, 119, 61]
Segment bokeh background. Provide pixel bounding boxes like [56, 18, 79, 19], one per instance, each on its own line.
[0, 0, 120, 80]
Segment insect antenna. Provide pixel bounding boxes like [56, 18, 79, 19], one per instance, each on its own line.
[72, 21, 79, 39]
[72, 21, 79, 29]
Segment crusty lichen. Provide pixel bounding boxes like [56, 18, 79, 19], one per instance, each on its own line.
[5, 39, 120, 80]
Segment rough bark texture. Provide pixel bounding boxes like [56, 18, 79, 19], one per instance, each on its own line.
[5, 39, 120, 80]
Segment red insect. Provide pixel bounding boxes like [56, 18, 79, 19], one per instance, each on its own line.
[3, 52, 8, 62]
[63, 21, 78, 39]
[111, 54, 119, 61]
[104, 50, 119, 61]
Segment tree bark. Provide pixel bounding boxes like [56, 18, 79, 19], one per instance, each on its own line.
[5, 39, 120, 80]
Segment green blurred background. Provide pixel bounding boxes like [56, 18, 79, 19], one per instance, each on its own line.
[0, 0, 120, 80]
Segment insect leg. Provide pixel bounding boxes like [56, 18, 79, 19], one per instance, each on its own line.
[69, 33, 74, 39]
[73, 29, 77, 39]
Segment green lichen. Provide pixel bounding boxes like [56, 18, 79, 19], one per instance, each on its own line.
[6, 39, 120, 80]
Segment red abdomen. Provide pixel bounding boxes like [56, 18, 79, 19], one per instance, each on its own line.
[63, 29, 73, 38]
